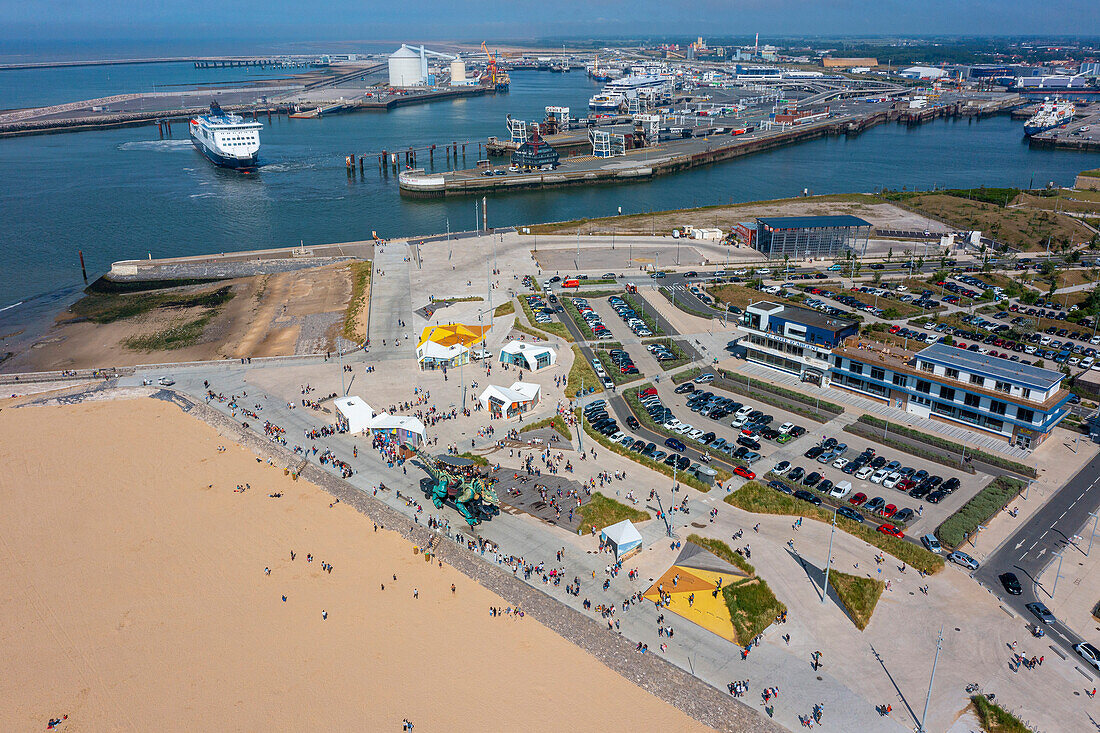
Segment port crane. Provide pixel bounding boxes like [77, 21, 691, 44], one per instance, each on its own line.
[481, 42, 499, 85]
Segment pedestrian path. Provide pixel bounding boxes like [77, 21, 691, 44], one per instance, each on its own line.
[367, 241, 416, 354]
[735, 362, 1031, 460]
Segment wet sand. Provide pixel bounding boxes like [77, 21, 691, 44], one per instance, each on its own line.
[0, 397, 712, 732]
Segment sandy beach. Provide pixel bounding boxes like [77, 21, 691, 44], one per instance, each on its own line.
[0, 396, 712, 732]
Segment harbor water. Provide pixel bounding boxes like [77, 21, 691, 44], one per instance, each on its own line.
[2, 67, 1100, 306]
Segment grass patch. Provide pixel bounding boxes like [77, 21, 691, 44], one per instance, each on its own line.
[713, 369, 843, 423]
[122, 311, 218, 351]
[595, 350, 643, 386]
[577, 409, 713, 492]
[622, 292, 664, 336]
[578, 491, 650, 534]
[936, 476, 1026, 548]
[687, 534, 755, 575]
[342, 261, 372, 341]
[850, 415, 1036, 478]
[724, 482, 944, 574]
[594, 341, 624, 351]
[72, 285, 234, 324]
[828, 571, 885, 630]
[518, 414, 571, 441]
[723, 578, 787, 645]
[493, 300, 515, 317]
[672, 366, 704, 384]
[566, 344, 604, 398]
[458, 452, 489, 466]
[518, 297, 573, 341]
[441, 296, 484, 303]
[648, 337, 691, 371]
[971, 695, 1030, 733]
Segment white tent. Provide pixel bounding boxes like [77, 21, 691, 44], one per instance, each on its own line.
[600, 520, 644, 560]
[369, 413, 427, 446]
[478, 381, 541, 417]
[334, 396, 374, 434]
[416, 340, 469, 369]
[499, 340, 557, 371]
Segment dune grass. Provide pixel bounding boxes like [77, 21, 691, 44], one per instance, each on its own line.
[724, 482, 944, 574]
[723, 579, 786, 645]
[827, 570, 885, 630]
[578, 492, 650, 534]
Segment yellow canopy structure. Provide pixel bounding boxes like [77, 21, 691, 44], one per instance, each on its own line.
[417, 323, 490, 349]
[643, 542, 750, 642]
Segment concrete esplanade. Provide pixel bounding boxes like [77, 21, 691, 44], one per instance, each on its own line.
[107, 240, 374, 282]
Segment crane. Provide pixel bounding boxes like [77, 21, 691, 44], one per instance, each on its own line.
[481, 41, 498, 85]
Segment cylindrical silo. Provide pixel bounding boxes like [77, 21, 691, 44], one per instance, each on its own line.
[449, 59, 466, 85]
[388, 45, 423, 87]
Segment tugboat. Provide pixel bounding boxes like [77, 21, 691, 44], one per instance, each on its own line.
[188, 102, 262, 169]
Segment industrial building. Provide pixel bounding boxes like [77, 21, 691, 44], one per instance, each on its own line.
[388, 45, 425, 87]
[821, 57, 878, 68]
[830, 342, 1071, 448]
[751, 215, 871, 260]
[900, 66, 948, 80]
[740, 301, 859, 382]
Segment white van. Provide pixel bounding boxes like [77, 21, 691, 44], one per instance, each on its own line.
[830, 481, 853, 499]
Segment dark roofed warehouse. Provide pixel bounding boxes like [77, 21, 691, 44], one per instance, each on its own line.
[753, 214, 872, 260]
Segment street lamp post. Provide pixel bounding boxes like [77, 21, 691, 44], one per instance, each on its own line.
[917, 624, 945, 733]
[821, 504, 838, 604]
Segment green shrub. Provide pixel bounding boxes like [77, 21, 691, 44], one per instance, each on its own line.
[828, 571, 885, 630]
[936, 476, 1025, 548]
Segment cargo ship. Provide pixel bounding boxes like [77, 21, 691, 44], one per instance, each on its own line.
[189, 102, 262, 169]
[1023, 99, 1075, 136]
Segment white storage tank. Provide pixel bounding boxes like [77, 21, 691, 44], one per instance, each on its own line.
[450, 59, 466, 85]
[388, 45, 424, 87]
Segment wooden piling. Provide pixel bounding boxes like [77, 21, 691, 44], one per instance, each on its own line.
[79, 250, 88, 282]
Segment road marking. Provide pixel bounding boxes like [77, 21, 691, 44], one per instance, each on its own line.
[1039, 531, 1048, 541]
[1015, 540, 1025, 550]
[1059, 510, 1067, 520]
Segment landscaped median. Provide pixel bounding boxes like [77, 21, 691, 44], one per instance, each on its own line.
[595, 350, 643, 386]
[577, 491, 650, 534]
[645, 337, 691, 371]
[575, 408, 714, 493]
[712, 368, 844, 424]
[827, 571, 885, 630]
[565, 345, 604, 398]
[622, 384, 735, 481]
[492, 300, 515, 317]
[844, 414, 1037, 478]
[724, 481, 944, 574]
[936, 476, 1026, 549]
[518, 295, 573, 342]
[622, 292, 664, 335]
[687, 535, 786, 644]
[518, 414, 571, 441]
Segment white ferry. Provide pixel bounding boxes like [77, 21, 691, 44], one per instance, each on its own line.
[589, 68, 674, 111]
[189, 102, 262, 169]
[1023, 99, 1075, 137]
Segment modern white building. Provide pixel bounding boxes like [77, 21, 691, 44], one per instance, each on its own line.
[499, 341, 557, 371]
[478, 382, 541, 418]
[369, 413, 427, 447]
[416, 341, 469, 370]
[740, 301, 859, 383]
[334, 396, 375, 434]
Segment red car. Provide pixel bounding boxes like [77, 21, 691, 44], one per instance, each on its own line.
[897, 479, 916, 493]
[882, 504, 898, 518]
[888, 325, 900, 334]
[849, 492, 868, 506]
[734, 466, 756, 480]
[640, 387, 658, 397]
[877, 523, 904, 538]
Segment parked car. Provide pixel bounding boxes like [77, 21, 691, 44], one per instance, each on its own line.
[947, 551, 979, 571]
[664, 437, 686, 453]
[921, 534, 943, 553]
[694, 373, 715, 384]
[837, 506, 864, 523]
[794, 489, 822, 506]
[768, 480, 793, 494]
[849, 492, 867, 506]
[734, 466, 756, 480]
[773, 461, 791, 475]
[877, 523, 904, 538]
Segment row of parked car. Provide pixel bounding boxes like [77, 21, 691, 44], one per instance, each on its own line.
[570, 297, 615, 341]
[767, 471, 909, 538]
[584, 394, 718, 481]
[525, 293, 556, 325]
[607, 294, 654, 337]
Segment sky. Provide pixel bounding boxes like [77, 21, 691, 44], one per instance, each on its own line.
[0, 0, 1096, 49]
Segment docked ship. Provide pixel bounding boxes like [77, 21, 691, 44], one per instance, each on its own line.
[189, 102, 262, 169]
[588, 67, 674, 111]
[1023, 99, 1075, 136]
